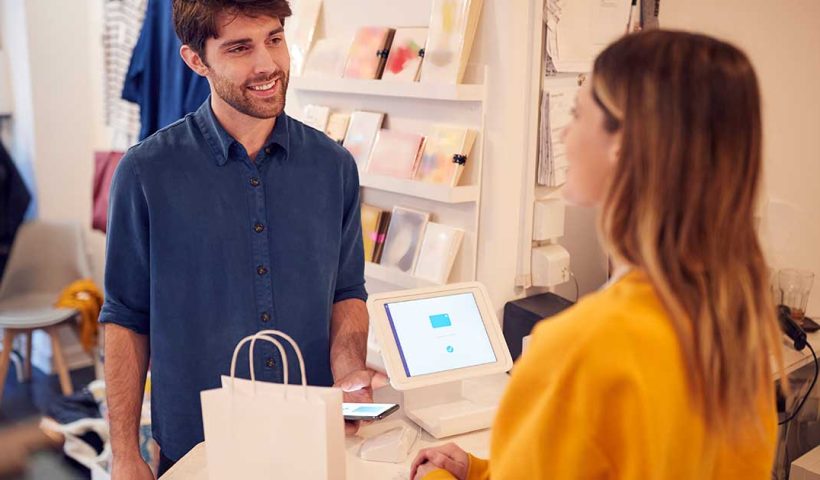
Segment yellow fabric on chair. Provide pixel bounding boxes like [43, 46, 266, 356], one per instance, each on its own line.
[54, 279, 103, 352]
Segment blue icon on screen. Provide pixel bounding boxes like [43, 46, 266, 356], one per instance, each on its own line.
[446, 345, 454, 353]
[430, 314, 452, 329]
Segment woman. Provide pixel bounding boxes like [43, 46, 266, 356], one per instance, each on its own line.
[411, 30, 783, 480]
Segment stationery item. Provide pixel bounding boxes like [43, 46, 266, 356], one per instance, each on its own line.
[343, 27, 396, 80]
[303, 37, 350, 78]
[420, 0, 484, 84]
[414, 223, 465, 284]
[546, 0, 632, 72]
[361, 204, 384, 262]
[382, 28, 428, 82]
[343, 111, 385, 171]
[201, 331, 345, 480]
[325, 113, 351, 144]
[284, 0, 322, 76]
[372, 210, 392, 264]
[367, 130, 426, 180]
[302, 104, 330, 132]
[415, 126, 477, 186]
[381, 207, 430, 273]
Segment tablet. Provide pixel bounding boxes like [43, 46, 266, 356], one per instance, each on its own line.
[367, 282, 513, 390]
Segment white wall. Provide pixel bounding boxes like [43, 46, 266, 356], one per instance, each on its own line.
[662, 0, 820, 316]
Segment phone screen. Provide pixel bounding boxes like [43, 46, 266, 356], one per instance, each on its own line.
[342, 402, 400, 421]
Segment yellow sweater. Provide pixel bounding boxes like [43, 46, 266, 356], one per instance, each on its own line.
[425, 271, 776, 480]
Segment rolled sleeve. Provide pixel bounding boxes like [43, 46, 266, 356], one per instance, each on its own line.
[333, 155, 367, 304]
[98, 152, 151, 335]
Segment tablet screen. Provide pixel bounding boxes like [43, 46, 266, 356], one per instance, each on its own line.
[384, 292, 497, 377]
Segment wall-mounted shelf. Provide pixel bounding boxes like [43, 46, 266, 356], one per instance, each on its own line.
[364, 262, 438, 290]
[291, 76, 484, 102]
[359, 173, 479, 204]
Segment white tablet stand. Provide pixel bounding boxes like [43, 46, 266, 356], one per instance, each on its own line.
[368, 282, 513, 439]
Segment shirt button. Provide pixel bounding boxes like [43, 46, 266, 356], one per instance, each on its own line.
[264, 147, 272, 155]
[256, 265, 268, 276]
[249, 177, 261, 187]
[265, 357, 275, 368]
[254, 223, 265, 233]
[260, 312, 271, 323]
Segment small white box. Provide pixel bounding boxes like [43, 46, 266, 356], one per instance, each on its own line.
[531, 244, 570, 287]
[792, 445, 820, 479]
[533, 199, 565, 241]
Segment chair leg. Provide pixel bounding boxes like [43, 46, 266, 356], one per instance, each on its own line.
[47, 327, 73, 396]
[0, 329, 17, 406]
[24, 331, 32, 381]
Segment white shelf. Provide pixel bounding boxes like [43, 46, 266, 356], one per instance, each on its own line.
[292, 76, 484, 102]
[365, 262, 438, 289]
[360, 173, 479, 204]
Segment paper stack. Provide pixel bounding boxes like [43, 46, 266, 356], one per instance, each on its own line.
[537, 86, 578, 187]
[544, 0, 633, 74]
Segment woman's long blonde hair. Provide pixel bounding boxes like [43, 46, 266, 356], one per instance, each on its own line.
[592, 30, 782, 431]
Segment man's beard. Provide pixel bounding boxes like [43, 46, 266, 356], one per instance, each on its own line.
[211, 70, 289, 119]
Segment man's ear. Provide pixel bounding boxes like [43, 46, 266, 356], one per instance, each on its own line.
[180, 45, 209, 77]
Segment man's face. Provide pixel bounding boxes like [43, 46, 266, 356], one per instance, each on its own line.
[201, 13, 290, 119]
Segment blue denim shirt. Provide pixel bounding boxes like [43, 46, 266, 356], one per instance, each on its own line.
[99, 99, 367, 461]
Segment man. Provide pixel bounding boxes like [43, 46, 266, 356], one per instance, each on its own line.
[99, 1, 371, 478]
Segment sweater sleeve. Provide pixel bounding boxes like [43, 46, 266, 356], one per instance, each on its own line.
[420, 454, 490, 480]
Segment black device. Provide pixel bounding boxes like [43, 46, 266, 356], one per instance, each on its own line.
[503, 292, 574, 362]
[342, 403, 399, 421]
[777, 304, 818, 426]
[778, 305, 808, 351]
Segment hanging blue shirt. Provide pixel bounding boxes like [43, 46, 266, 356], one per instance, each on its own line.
[122, 0, 210, 140]
[99, 98, 367, 461]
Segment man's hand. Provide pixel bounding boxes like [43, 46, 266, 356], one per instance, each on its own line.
[410, 443, 469, 480]
[333, 369, 374, 435]
[111, 455, 154, 480]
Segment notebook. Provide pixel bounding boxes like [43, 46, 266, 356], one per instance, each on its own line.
[343, 27, 395, 80]
[303, 37, 350, 78]
[382, 28, 428, 82]
[302, 105, 330, 132]
[343, 111, 385, 171]
[367, 130, 426, 180]
[420, 0, 484, 84]
[325, 113, 351, 144]
[414, 222, 465, 284]
[360, 204, 383, 263]
[415, 126, 477, 186]
[284, 0, 322, 76]
[371, 210, 392, 264]
[380, 207, 430, 273]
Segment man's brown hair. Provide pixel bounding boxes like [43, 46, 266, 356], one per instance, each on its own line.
[172, 0, 292, 61]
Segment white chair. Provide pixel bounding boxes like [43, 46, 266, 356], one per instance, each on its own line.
[0, 220, 91, 405]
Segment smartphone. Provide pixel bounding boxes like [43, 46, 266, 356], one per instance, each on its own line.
[342, 402, 400, 421]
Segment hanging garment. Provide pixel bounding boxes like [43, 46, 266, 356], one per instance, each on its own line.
[0, 141, 31, 279]
[54, 279, 104, 353]
[122, 0, 210, 140]
[91, 151, 124, 233]
[102, 0, 147, 148]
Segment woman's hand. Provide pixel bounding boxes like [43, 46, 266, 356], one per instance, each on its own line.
[410, 443, 469, 480]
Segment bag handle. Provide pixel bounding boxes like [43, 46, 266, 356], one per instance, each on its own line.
[254, 330, 307, 387]
[229, 335, 289, 396]
[228, 330, 309, 398]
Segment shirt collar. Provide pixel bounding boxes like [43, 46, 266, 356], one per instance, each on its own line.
[194, 97, 290, 167]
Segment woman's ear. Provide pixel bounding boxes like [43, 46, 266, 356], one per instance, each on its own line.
[180, 45, 209, 77]
[607, 132, 622, 166]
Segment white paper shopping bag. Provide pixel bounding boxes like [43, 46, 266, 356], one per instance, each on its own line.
[200, 330, 346, 480]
